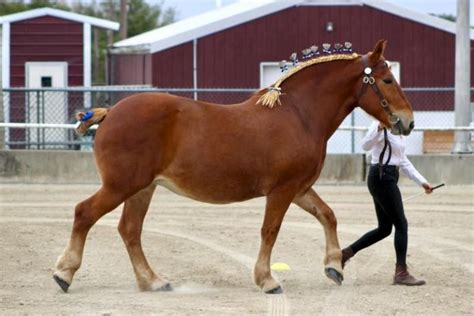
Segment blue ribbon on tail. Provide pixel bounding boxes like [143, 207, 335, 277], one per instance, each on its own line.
[80, 111, 94, 122]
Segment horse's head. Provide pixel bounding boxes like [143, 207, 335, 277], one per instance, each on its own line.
[358, 40, 414, 135]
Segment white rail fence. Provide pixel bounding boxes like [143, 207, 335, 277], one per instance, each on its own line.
[0, 123, 472, 154]
[1, 87, 472, 153]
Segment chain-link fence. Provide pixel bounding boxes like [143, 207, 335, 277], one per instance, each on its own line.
[2, 87, 254, 150]
[1, 86, 473, 153]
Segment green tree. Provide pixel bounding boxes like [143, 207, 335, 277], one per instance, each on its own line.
[432, 13, 474, 28]
[432, 13, 456, 22]
[127, 0, 175, 37]
[93, 0, 177, 84]
[96, 0, 176, 41]
[0, 0, 70, 15]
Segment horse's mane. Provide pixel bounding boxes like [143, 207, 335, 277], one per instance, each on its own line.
[257, 53, 360, 108]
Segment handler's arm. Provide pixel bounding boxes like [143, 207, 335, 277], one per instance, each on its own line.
[361, 122, 383, 151]
[399, 155, 432, 193]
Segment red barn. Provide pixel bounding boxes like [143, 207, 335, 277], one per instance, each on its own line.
[1, 7, 118, 88]
[110, 0, 474, 111]
[0, 8, 118, 148]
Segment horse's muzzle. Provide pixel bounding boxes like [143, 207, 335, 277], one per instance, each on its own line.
[390, 116, 414, 136]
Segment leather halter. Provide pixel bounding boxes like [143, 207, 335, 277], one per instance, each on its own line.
[358, 55, 400, 126]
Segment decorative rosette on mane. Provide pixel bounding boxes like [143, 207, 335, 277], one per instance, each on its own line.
[257, 42, 358, 108]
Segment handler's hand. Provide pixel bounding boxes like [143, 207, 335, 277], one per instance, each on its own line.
[422, 182, 433, 194]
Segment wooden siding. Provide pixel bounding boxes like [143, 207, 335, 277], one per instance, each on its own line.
[195, 5, 463, 88]
[143, 4, 473, 110]
[151, 42, 194, 88]
[109, 53, 152, 85]
[10, 15, 83, 87]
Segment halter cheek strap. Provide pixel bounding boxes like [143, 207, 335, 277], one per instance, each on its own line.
[358, 55, 391, 112]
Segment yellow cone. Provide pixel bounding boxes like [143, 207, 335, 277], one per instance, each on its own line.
[271, 262, 291, 271]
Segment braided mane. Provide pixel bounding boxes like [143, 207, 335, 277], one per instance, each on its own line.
[257, 53, 360, 108]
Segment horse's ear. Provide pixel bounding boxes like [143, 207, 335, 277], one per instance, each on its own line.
[369, 39, 387, 65]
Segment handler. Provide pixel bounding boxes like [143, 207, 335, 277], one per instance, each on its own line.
[341, 121, 433, 286]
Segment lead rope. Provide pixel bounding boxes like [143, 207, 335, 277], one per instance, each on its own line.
[378, 128, 392, 180]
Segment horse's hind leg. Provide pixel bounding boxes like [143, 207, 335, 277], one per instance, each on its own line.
[53, 186, 127, 292]
[118, 184, 171, 291]
[294, 188, 343, 285]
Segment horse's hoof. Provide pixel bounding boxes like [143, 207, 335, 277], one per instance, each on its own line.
[325, 267, 343, 285]
[53, 274, 70, 293]
[265, 286, 283, 294]
[156, 283, 172, 291]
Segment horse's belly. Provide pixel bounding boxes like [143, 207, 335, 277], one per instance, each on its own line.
[153, 176, 191, 197]
[153, 175, 259, 204]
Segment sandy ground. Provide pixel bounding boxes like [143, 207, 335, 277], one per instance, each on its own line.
[0, 182, 473, 315]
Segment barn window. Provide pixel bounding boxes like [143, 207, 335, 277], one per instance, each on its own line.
[41, 76, 52, 87]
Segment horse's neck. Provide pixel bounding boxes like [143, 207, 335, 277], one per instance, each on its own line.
[283, 66, 359, 141]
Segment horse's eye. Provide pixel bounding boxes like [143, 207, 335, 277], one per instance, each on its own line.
[383, 78, 393, 84]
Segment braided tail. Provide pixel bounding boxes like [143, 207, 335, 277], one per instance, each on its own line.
[75, 108, 109, 136]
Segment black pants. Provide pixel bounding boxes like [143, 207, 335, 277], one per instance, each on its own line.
[349, 165, 408, 265]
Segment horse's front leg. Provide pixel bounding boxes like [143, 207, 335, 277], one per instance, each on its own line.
[254, 189, 295, 294]
[294, 188, 343, 285]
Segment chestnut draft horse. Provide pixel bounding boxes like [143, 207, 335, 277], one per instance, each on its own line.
[54, 40, 414, 294]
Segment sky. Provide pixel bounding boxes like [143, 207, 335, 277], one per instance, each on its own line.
[159, 0, 473, 24]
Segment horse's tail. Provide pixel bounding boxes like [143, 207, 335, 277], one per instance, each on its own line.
[75, 107, 109, 136]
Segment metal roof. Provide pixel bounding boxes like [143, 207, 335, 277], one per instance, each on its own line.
[0, 7, 119, 30]
[112, 0, 298, 53]
[112, 0, 473, 54]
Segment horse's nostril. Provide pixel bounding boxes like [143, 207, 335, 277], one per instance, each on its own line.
[409, 121, 415, 130]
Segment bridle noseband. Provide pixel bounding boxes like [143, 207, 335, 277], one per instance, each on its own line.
[358, 55, 400, 126]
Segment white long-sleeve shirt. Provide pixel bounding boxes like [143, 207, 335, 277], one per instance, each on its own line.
[362, 121, 427, 186]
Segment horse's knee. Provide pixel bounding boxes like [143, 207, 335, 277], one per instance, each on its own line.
[72, 200, 94, 230]
[327, 212, 337, 227]
[320, 207, 337, 227]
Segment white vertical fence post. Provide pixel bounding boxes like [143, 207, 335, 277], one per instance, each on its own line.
[452, 0, 472, 153]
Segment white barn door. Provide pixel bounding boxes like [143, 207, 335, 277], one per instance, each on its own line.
[25, 62, 68, 148]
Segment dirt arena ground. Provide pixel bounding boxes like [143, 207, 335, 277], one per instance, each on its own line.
[0, 182, 472, 315]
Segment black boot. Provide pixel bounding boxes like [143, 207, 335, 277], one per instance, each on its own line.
[341, 247, 354, 269]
